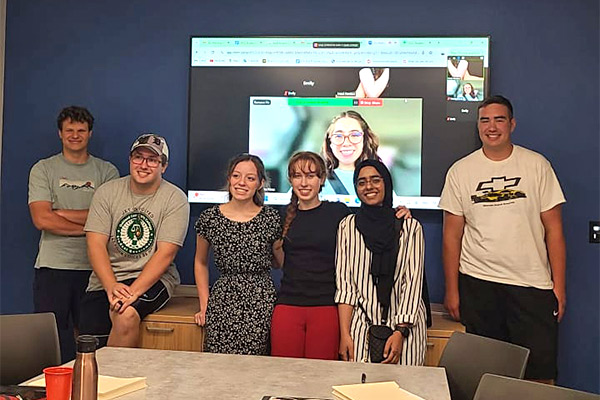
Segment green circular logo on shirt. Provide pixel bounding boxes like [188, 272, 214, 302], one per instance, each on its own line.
[116, 212, 155, 255]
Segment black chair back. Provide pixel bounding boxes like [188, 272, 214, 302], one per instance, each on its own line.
[439, 331, 530, 400]
[0, 313, 61, 385]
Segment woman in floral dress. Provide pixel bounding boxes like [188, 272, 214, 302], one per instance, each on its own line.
[193, 154, 282, 354]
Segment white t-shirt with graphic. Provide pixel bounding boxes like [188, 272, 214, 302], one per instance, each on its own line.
[84, 176, 190, 295]
[439, 145, 565, 289]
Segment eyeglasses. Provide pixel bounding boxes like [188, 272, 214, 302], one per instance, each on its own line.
[131, 154, 161, 168]
[356, 176, 383, 188]
[329, 130, 364, 145]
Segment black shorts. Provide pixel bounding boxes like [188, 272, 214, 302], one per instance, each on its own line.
[33, 267, 91, 362]
[79, 278, 170, 348]
[459, 273, 558, 380]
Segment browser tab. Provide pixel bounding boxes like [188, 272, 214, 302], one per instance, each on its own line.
[313, 42, 360, 49]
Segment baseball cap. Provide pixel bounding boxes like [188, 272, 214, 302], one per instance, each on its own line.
[130, 133, 169, 164]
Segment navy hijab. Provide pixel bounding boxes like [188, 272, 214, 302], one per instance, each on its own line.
[353, 159, 401, 313]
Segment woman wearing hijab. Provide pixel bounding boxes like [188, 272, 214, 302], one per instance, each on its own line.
[335, 159, 427, 365]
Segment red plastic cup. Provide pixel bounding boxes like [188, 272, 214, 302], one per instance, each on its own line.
[43, 366, 73, 400]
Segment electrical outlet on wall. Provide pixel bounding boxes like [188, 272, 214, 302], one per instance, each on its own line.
[590, 221, 600, 244]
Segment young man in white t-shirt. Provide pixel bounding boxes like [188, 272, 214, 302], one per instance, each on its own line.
[439, 95, 566, 383]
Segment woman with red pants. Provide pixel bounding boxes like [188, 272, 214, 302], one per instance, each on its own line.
[270, 151, 349, 359]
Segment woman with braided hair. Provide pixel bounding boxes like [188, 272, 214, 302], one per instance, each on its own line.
[270, 152, 410, 360]
[270, 151, 350, 360]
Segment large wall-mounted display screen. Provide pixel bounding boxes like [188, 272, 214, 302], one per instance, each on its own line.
[188, 36, 490, 209]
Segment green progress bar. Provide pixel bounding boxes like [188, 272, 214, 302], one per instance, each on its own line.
[287, 98, 355, 107]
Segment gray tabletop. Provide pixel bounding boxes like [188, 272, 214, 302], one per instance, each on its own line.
[93, 347, 450, 399]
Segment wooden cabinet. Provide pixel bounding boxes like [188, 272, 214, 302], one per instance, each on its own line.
[424, 311, 465, 366]
[139, 295, 463, 364]
[138, 296, 204, 352]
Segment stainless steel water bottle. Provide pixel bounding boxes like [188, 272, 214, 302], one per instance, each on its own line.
[71, 335, 99, 400]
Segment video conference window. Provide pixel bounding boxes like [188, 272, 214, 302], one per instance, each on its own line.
[187, 37, 490, 209]
[249, 97, 422, 202]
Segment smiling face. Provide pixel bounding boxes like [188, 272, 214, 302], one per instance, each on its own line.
[228, 160, 263, 202]
[356, 166, 385, 206]
[329, 117, 364, 170]
[129, 147, 166, 191]
[478, 103, 516, 160]
[290, 160, 325, 209]
[463, 83, 473, 94]
[58, 118, 91, 154]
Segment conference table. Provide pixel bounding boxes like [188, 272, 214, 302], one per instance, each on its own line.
[86, 347, 451, 399]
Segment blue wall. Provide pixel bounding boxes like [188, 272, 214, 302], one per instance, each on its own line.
[1, 0, 598, 393]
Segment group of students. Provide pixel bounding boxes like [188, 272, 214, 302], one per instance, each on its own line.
[29, 95, 567, 382]
[28, 105, 427, 366]
[194, 152, 426, 365]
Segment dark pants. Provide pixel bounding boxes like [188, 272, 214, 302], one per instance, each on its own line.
[33, 267, 91, 363]
[459, 273, 559, 380]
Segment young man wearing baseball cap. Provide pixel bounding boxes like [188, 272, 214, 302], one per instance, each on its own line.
[79, 133, 190, 348]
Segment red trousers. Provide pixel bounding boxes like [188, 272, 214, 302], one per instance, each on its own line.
[270, 304, 339, 360]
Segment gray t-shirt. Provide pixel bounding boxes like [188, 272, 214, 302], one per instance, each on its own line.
[84, 176, 190, 295]
[28, 153, 119, 270]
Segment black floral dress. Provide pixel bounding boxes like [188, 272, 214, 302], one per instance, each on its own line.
[194, 205, 281, 355]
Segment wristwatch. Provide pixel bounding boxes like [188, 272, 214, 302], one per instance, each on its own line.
[395, 325, 410, 338]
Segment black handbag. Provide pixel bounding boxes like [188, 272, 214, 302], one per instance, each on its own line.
[367, 323, 393, 363]
[359, 303, 393, 363]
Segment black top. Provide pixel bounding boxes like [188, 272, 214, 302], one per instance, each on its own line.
[278, 201, 351, 306]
